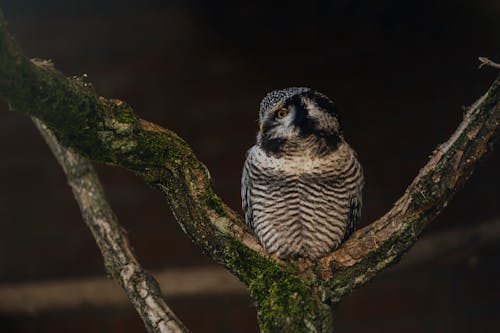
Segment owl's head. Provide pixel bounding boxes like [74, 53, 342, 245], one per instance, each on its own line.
[257, 87, 342, 155]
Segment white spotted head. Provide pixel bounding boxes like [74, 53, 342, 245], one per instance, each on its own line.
[257, 87, 342, 156]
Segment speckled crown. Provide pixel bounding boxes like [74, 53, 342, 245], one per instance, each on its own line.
[259, 87, 310, 119]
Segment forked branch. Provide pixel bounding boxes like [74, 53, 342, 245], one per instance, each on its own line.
[0, 9, 271, 288]
[479, 57, 500, 70]
[1, 7, 499, 332]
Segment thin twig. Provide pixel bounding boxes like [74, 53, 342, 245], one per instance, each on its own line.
[478, 57, 500, 70]
[32, 118, 188, 333]
[0, 8, 498, 330]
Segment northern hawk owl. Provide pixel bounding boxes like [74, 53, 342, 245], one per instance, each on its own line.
[241, 88, 364, 261]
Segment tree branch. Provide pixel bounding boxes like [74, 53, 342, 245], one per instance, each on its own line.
[1, 218, 499, 315]
[317, 76, 499, 302]
[1, 7, 499, 331]
[32, 118, 188, 333]
[0, 267, 246, 314]
[0, 10, 271, 287]
[479, 57, 500, 70]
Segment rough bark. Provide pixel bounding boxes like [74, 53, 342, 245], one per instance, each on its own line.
[316, 82, 500, 303]
[32, 118, 187, 333]
[0, 8, 498, 332]
[2, 216, 500, 314]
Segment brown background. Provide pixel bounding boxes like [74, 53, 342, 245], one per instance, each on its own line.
[0, 0, 499, 332]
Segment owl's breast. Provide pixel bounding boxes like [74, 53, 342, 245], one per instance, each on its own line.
[245, 143, 361, 260]
[251, 142, 351, 176]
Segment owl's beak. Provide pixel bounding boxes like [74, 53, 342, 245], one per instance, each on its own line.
[259, 122, 264, 132]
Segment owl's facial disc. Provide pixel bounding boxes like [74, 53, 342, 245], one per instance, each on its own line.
[260, 104, 298, 139]
[293, 96, 341, 136]
[257, 88, 342, 155]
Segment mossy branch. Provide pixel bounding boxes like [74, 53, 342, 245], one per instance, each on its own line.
[316, 75, 500, 302]
[33, 118, 188, 333]
[0, 9, 273, 285]
[0, 10, 313, 332]
[1, 7, 499, 332]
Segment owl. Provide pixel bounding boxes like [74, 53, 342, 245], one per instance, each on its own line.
[241, 87, 364, 261]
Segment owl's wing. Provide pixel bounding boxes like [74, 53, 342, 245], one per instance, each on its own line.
[343, 196, 361, 241]
[343, 176, 364, 242]
[241, 147, 255, 229]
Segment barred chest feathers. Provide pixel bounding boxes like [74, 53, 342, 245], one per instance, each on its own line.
[242, 142, 362, 260]
[241, 87, 364, 261]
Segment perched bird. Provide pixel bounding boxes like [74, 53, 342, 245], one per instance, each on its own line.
[241, 87, 364, 261]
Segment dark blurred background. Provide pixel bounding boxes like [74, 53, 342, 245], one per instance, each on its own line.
[0, 0, 499, 332]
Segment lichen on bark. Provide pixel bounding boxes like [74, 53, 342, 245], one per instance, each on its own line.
[1, 7, 499, 333]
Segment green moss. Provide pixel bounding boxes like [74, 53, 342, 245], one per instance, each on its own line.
[108, 102, 138, 127]
[220, 239, 332, 332]
[250, 268, 315, 332]
[205, 190, 227, 216]
[2, 10, 495, 332]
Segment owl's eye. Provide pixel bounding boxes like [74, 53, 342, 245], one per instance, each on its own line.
[276, 109, 288, 119]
